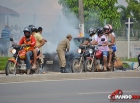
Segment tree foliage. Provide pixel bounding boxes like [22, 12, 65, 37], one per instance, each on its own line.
[58, 0, 120, 32]
[126, 0, 140, 23]
[117, 0, 140, 30]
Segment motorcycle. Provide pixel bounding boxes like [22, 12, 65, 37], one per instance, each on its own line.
[85, 38, 116, 72]
[71, 45, 89, 73]
[5, 38, 41, 76]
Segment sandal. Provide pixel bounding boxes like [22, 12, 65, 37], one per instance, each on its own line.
[32, 64, 36, 70]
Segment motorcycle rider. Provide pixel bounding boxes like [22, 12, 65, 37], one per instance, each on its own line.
[29, 25, 45, 69]
[82, 27, 97, 45]
[92, 27, 109, 71]
[104, 24, 115, 67]
[38, 27, 47, 42]
[19, 27, 36, 74]
[37, 27, 47, 64]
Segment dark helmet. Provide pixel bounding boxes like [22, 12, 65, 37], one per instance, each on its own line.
[23, 27, 31, 38]
[96, 27, 103, 36]
[88, 27, 96, 36]
[23, 27, 31, 33]
[28, 25, 35, 28]
[28, 25, 37, 32]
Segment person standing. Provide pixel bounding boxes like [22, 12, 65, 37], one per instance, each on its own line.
[56, 34, 72, 73]
[1, 25, 11, 56]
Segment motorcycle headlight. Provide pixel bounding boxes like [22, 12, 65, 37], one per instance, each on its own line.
[11, 49, 16, 54]
[89, 49, 93, 54]
[78, 49, 82, 53]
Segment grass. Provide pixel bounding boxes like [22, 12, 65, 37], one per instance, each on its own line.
[123, 63, 130, 68]
[121, 58, 137, 62]
[0, 57, 138, 70]
[0, 57, 10, 70]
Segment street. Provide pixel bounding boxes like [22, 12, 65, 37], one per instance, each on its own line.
[0, 77, 140, 103]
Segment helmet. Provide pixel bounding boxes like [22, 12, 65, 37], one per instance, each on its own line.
[96, 27, 103, 36]
[28, 25, 35, 29]
[23, 27, 31, 38]
[28, 25, 37, 32]
[88, 27, 96, 36]
[103, 25, 110, 34]
[23, 27, 31, 33]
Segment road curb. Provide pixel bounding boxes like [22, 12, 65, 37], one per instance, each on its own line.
[0, 71, 140, 83]
[0, 70, 5, 74]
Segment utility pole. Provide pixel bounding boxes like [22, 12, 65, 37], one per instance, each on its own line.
[125, 17, 133, 59]
[78, 0, 84, 37]
[127, 17, 130, 59]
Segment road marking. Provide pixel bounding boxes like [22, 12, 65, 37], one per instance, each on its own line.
[0, 77, 140, 84]
[78, 91, 140, 95]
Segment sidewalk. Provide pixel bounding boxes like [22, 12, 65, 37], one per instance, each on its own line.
[0, 70, 140, 83]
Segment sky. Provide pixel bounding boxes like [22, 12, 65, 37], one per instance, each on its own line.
[0, 0, 62, 15]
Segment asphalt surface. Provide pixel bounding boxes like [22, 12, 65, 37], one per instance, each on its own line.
[0, 78, 140, 103]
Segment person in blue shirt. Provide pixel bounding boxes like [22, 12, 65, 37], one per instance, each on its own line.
[1, 25, 11, 41]
[1, 25, 11, 56]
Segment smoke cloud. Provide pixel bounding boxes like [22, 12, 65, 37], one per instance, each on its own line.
[0, 0, 80, 56]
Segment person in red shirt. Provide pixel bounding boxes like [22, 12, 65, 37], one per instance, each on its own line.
[19, 27, 36, 74]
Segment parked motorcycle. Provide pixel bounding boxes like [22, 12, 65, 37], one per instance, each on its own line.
[5, 38, 41, 76]
[71, 45, 90, 73]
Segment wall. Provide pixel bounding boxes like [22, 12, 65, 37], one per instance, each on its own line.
[116, 41, 140, 58]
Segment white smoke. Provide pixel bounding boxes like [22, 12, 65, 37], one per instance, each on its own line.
[0, 0, 80, 55]
[42, 13, 79, 53]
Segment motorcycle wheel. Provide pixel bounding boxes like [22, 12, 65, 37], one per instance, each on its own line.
[85, 59, 96, 72]
[71, 59, 83, 73]
[5, 60, 17, 76]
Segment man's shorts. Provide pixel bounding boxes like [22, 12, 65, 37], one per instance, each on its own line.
[36, 48, 40, 56]
[102, 51, 108, 57]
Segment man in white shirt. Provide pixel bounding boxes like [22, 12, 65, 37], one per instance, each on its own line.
[82, 27, 97, 45]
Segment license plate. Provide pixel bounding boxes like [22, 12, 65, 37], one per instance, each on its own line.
[46, 61, 53, 64]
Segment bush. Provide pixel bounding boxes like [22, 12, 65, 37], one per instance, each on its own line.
[0, 57, 9, 70]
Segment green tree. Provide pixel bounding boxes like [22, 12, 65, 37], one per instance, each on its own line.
[126, 0, 140, 34]
[117, 0, 140, 37]
[58, 0, 120, 33]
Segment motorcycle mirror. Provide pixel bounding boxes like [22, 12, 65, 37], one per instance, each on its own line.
[10, 38, 14, 42]
[101, 38, 105, 41]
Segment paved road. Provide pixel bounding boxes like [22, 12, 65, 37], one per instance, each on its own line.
[0, 78, 140, 103]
